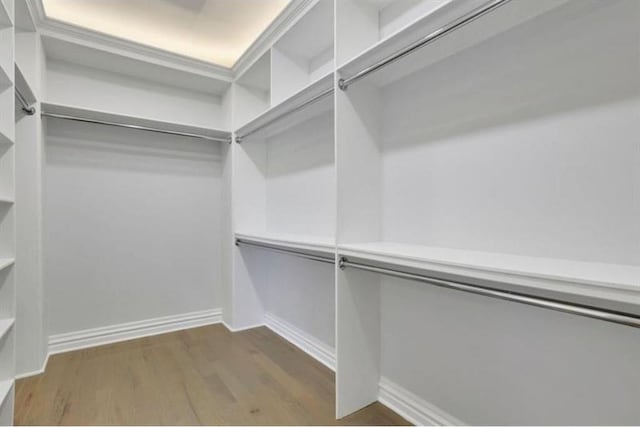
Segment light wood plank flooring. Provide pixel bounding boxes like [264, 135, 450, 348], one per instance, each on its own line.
[15, 324, 409, 425]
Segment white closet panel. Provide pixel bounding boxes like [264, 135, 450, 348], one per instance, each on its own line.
[44, 118, 224, 335]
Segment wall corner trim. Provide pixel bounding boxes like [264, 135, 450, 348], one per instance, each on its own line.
[48, 308, 223, 355]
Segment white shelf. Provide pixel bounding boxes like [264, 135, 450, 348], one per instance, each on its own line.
[235, 71, 333, 140]
[339, 242, 640, 305]
[0, 319, 12, 342]
[0, 197, 13, 204]
[236, 231, 335, 256]
[0, 259, 13, 273]
[41, 102, 231, 142]
[338, 0, 570, 88]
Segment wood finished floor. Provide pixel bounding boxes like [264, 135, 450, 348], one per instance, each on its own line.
[15, 324, 409, 426]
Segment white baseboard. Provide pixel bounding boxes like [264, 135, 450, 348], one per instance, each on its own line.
[264, 312, 335, 371]
[16, 352, 50, 380]
[379, 377, 464, 426]
[49, 308, 223, 355]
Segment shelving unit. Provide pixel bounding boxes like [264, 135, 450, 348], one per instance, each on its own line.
[229, 0, 336, 351]
[4, 0, 640, 425]
[0, 0, 14, 424]
[335, 0, 640, 421]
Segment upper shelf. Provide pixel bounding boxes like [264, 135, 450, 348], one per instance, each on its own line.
[41, 102, 232, 143]
[339, 242, 640, 308]
[338, 0, 571, 89]
[235, 72, 334, 142]
[235, 231, 335, 257]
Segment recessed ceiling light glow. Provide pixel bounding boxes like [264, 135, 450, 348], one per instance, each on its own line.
[42, 0, 290, 68]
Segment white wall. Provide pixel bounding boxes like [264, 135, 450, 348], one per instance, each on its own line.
[44, 118, 224, 335]
[379, 0, 640, 265]
[380, 277, 640, 425]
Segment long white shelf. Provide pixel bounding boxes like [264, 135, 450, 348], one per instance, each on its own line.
[235, 231, 335, 256]
[339, 242, 640, 306]
[41, 102, 232, 142]
[338, 0, 570, 88]
[0, 319, 13, 342]
[0, 197, 13, 204]
[235, 72, 333, 141]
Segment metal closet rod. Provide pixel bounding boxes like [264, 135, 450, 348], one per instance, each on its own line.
[338, 0, 512, 90]
[339, 257, 640, 329]
[236, 238, 335, 265]
[41, 112, 233, 143]
[235, 87, 334, 143]
[15, 88, 36, 115]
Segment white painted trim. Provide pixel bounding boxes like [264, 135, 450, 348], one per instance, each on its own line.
[379, 377, 465, 426]
[31, 0, 315, 80]
[264, 312, 336, 371]
[15, 352, 49, 380]
[48, 309, 222, 355]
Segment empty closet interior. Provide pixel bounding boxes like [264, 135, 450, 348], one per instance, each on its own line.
[4, 0, 640, 425]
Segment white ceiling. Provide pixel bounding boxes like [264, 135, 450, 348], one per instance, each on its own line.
[41, 0, 290, 68]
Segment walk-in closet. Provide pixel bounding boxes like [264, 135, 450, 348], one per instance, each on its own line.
[2, 0, 640, 425]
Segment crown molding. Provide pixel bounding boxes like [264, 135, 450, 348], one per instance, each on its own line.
[30, 0, 233, 81]
[29, 0, 318, 81]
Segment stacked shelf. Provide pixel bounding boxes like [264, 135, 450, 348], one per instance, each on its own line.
[339, 242, 640, 308]
[230, 0, 336, 339]
[334, 0, 640, 421]
[0, 0, 15, 423]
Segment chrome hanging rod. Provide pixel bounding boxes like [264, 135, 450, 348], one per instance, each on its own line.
[236, 238, 335, 265]
[15, 88, 35, 115]
[339, 257, 640, 329]
[41, 112, 232, 143]
[235, 87, 334, 143]
[338, 0, 512, 90]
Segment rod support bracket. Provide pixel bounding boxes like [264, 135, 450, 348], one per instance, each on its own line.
[338, 257, 347, 270]
[338, 79, 348, 91]
[235, 136, 242, 144]
[22, 106, 36, 116]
